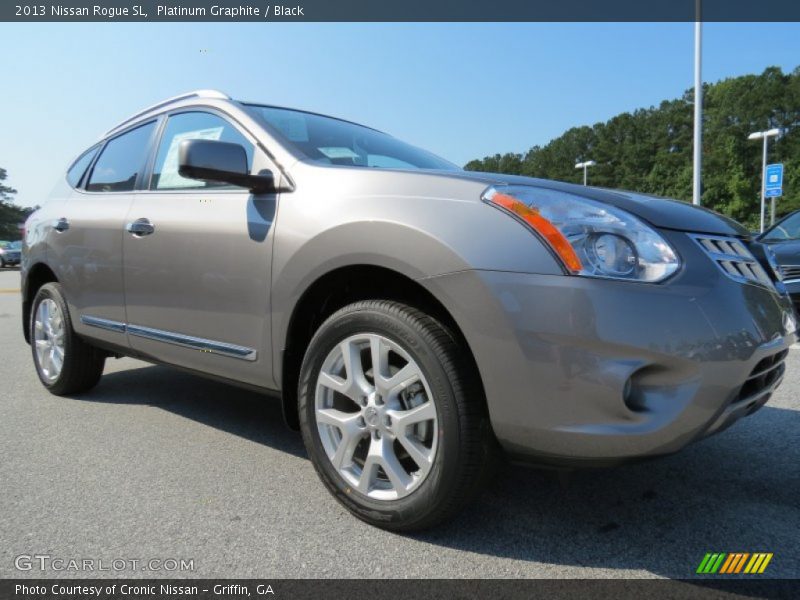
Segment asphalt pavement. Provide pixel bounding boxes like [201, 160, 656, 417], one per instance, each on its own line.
[1, 268, 798, 579]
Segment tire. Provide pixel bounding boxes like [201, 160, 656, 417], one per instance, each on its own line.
[298, 300, 496, 531]
[30, 282, 105, 395]
[0, 258, 5, 268]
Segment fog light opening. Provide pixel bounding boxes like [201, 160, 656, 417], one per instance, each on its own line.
[623, 376, 648, 413]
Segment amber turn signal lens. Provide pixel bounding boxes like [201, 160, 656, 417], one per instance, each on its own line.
[489, 192, 582, 273]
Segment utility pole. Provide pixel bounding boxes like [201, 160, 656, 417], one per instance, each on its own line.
[692, 0, 703, 206]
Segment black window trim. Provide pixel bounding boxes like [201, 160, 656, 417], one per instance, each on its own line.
[143, 106, 263, 195]
[78, 118, 161, 196]
[65, 143, 103, 190]
[75, 102, 294, 196]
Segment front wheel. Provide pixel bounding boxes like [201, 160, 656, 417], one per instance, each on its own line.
[298, 300, 495, 531]
[30, 282, 105, 395]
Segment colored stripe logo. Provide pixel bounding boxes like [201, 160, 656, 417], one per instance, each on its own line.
[696, 553, 773, 574]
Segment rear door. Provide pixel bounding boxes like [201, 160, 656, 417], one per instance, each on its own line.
[51, 121, 157, 349]
[121, 110, 278, 388]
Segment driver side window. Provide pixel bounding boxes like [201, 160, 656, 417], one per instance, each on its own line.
[151, 112, 254, 190]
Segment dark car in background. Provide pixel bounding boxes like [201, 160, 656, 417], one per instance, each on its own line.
[0, 241, 21, 268]
[759, 210, 800, 313]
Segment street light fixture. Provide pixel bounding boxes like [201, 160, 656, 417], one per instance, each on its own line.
[575, 160, 596, 186]
[748, 128, 782, 232]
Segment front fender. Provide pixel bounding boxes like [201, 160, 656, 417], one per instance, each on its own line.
[269, 178, 563, 383]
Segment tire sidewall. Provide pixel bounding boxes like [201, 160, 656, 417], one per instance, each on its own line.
[299, 305, 463, 528]
[30, 283, 75, 392]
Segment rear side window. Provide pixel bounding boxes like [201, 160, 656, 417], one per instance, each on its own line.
[66, 145, 100, 188]
[86, 122, 156, 192]
[151, 111, 254, 190]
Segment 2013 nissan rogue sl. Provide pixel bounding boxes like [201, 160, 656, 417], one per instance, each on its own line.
[22, 90, 796, 531]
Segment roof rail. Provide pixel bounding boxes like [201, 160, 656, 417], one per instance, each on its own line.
[104, 89, 231, 136]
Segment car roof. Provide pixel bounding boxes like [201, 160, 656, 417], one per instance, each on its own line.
[105, 90, 384, 139]
[104, 90, 231, 137]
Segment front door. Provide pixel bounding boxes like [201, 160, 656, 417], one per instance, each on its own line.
[122, 111, 277, 388]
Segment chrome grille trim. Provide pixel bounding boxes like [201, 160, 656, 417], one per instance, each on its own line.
[690, 234, 773, 288]
[780, 265, 800, 281]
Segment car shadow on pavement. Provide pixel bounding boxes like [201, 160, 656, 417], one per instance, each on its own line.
[73, 363, 798, 579]
[415, 404, 800, 580]
[80, 363, 307, 459]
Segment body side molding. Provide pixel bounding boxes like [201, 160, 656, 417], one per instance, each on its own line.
[80, 315, 257, 361]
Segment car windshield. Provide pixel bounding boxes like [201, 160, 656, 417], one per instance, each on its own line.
[8, 241, 21, 250]
[762, 212, 800, 242]
[244, 105, 459, 172]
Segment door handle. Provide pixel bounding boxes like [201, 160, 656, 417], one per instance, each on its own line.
[53, 218, 69, 232]
[126, 218, 155, 236]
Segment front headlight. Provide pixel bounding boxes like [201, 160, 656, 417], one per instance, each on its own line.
[483, 184, 680, 282]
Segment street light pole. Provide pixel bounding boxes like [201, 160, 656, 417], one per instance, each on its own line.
[575, 160, 596, 186]
[762, 134, 769, 228]
[692, 2, 702, 206]
[748, 128, 781, 232]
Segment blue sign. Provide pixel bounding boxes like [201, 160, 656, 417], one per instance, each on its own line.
[766, 163, 783, 198]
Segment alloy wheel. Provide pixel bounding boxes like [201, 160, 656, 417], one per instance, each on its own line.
[34, 298, 66, 382]
[314, 333, 438, 501]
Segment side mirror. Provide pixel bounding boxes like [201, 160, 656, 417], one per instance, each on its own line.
[178, 139, 282, 194]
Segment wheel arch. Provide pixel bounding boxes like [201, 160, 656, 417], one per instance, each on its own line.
[22, 262, 59, 344]
[278, 264, 484, 430]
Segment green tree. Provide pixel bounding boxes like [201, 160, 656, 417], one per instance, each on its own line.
[0, 168, 31, 240]
[465, 66, 800, 229]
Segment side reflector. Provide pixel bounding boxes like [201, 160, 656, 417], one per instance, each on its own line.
[488, 192, 582, 273]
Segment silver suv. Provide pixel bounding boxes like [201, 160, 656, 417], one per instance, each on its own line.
[22, 90, 796, 530]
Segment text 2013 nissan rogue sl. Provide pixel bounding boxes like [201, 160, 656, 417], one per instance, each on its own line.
[22, 90, 796, 530]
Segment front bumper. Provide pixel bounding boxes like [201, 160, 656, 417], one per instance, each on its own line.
[1, 253, 20, 265]
[423, 231, 796, 466]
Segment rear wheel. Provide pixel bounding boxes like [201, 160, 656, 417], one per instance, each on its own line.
[30, 282, 105, 395]
[298, 300, 495, 531]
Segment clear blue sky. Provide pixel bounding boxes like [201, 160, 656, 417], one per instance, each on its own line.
[1, 22, 799, 207]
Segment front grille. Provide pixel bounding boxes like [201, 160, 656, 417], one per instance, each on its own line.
[781, 265, 800, 281]
[737, 349, 788, 405]
[691, 235, 773, 288]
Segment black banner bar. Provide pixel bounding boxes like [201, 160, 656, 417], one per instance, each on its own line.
[3, 0, 800, 22]
[2, 579, 799, 600]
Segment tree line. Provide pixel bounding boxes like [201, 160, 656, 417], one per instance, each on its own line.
[464, 66, 800, 229]
[0, 168, 34, 240]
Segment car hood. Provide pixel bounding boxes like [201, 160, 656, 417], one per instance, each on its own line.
[434, 170, 750, 237]
[764, 239, 800, 264]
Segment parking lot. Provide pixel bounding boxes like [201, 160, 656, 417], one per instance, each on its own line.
[1, 267, 798, 580]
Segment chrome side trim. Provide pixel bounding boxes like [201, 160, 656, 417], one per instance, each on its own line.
[80, 315, 127, 333]
[80, 315, 257, 361]
[126, 324, 257, 361]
